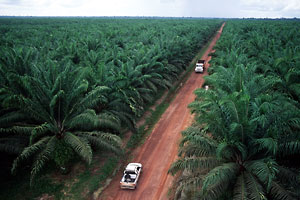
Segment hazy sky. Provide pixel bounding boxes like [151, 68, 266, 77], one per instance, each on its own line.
[0, 0, 299, 18]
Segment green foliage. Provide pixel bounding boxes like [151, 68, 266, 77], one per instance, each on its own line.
[0, 17, 222, 197]
[127, 102, 170, 148]
[170, 19, 300, 200]
[67, 155, 119, 199]
[87, 156, 118, 193]
[52, 139, 75, 168]
[0, 174, 64, 200]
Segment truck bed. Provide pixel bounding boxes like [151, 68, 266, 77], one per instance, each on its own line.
[120, 163, 142, 189]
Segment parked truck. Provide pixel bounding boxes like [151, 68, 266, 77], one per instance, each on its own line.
[195, 59, 205, 73]
[120, 163, 142, 189]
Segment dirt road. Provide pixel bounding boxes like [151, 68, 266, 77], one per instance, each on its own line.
[99, 23, 225, 200]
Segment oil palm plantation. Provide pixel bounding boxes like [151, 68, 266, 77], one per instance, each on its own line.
[1, 62, 123, 184]
[169, 87, 299, 199]
[169, 125, 298, 200]
[169, 20, 300, 199]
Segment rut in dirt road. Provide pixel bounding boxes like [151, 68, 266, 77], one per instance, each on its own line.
[99, 23, 225, 200]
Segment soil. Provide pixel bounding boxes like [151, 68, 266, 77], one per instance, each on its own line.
[98, 23, 225, 200]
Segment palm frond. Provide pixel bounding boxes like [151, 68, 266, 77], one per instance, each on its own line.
[276, 165, 299, 184]
[109, 110, 136, 132]
[0, 137, 25, 154]
[67, 86, 109, 119]
[0, 111, 27, 128]
[180, 143, 215, 158]
[287, 117, 300, 130]
[12, 136, 51, 174]
[220, 98, 240, 125]
[0, 126, 33, 135]
[29, 123, 50, 145]
[173, 171, 204, 200]
[79, 132, 123, 155]
[216, 141, 236, 161]
[67, 109, 98, 130]
[145, 79, 158, 93]
[98, 113, 121, 133]
[21, 97, 52, 124]
[202, 162, 239, 192]
[168, 157, 219, 175]
[63, 132, 92, 164]
[49, 89, 65, 117]
[252, 137, 278, 156]
[179, 134, 217, 157]
[269, 181, 296, 200]
[30, 136, 56, 185]
[279, 140, 300, 156]
[199, 178, 231, 200]
[244, 172, 266, 200]
[246, 158, 278, 192]
[233, 172, 249, 200]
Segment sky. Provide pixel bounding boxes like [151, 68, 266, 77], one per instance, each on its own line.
[0, 0, 299, 18]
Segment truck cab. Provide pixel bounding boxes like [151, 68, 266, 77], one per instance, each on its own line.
[195, 59, 205, 73]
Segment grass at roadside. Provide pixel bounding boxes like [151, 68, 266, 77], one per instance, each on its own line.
[126, 102, 169, 148]
[65, 155, 119, 199]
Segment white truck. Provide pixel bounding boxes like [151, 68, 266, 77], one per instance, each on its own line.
[195, 59, 205, 73]
[120, 163, 142, 189]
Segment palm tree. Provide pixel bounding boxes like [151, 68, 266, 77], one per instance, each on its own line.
[263, 49, 300, 104]
[1, 62, 123, 185]
[85, 60, 139, 132]
[170, 79, 299, 199]
[169, 19, 300, 200]
[169, 125, 298, 200]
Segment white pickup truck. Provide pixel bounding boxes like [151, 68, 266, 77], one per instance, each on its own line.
[195, 59, 205, 73]
[120, 163, 142, 189]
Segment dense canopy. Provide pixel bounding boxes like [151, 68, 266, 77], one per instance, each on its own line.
[0, 17, 222, 186]
[169, 19, 300, 200]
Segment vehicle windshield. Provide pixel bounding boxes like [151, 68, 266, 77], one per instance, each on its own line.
[125, 170, 136, 174]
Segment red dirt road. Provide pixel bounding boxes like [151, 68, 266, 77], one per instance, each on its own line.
[99, 23, 225, 200]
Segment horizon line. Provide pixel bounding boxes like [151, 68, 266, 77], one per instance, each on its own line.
[0, 15, 299, 19]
